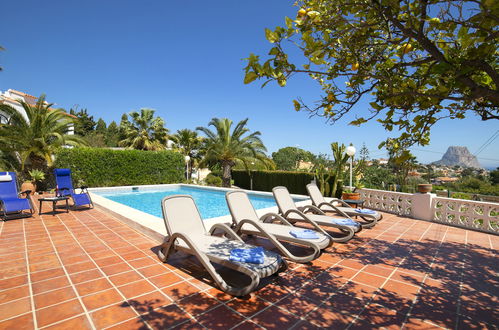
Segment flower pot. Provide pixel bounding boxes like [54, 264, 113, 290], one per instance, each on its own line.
[341, 192, 361, 207]
[417, 184, 432, 194]
[21, 182, 36, 195]
[342, 192, 360, 200]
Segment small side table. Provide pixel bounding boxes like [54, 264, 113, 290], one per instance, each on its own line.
[343, 199, 365, 209]
[38, 197, 69, 215]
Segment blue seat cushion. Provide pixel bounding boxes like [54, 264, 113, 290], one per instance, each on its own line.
[1, 198, 31, 213]
[72, 193, 91, 206]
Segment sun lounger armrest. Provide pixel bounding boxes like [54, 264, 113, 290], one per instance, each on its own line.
[79, 186, 89, 193]
[19, 190, 31, 196]
[299, 205, 326, 215]
[209, 223, 244, 242]
[260, 213, 293, 226]
[331, 198, 353, 208]
[56, 187, 69, 197]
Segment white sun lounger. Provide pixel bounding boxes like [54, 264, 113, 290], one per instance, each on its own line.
[226, 190, 332, 263]
[273, 186, 361, 243]
[306, 183, 382, 228]
[158, 195, 286, 296]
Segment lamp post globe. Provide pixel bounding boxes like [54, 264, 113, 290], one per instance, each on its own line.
[346, 146, 356, 157]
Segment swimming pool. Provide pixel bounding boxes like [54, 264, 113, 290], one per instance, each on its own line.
[93, 185, 302, 219]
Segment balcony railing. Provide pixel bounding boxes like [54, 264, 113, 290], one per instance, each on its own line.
[359, 188, 498, 235]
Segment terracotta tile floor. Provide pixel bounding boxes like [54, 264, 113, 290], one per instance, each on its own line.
[0, 203, 497, 329]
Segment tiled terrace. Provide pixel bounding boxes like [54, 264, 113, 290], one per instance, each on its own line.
[0, 204, 497, 329]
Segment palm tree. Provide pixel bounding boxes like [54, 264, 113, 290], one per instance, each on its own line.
[119, 108, 168, 151]
[197, 118, 270, 187]
[0, 95, 87, 172]
[170, 129, 203, 178]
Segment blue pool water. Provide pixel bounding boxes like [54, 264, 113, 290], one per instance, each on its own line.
[95, 186, 302, 219]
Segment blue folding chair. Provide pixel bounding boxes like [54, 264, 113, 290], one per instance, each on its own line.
[54, 168, 93, 209]
[0, 172, 34, 221]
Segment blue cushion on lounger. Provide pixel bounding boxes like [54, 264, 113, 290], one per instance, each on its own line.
[229, 247, 265, 264]
[289, 229, 320, 239]
[355, 209, 376, 214]
[2, 198, 31, 213]
[331, 218, 360, 227]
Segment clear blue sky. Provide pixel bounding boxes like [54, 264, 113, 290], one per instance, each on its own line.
[1, 0, 497, 168]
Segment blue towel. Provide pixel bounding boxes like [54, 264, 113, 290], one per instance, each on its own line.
[355, 209, 376, 214]
[229, 247, 265, 264]
[289, 229, 320, 239]
[331, 218, 360, 227]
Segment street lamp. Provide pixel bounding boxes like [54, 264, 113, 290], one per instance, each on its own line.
[346, 145, 356, 188]
[184, 155, 190, 181]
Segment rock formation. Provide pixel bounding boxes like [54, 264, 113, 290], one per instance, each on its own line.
[432, 146, 482, 168]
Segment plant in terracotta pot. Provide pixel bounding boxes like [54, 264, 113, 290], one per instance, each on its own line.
[21, 170, 45, 195]
[417, 183, 433, 194]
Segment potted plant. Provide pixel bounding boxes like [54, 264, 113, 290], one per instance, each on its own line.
[417, 183, 433, 194]
[21, 170, 46, 195]
[342, 188, 361, 201]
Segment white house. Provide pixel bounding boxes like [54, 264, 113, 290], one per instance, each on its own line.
[0, 89, 74, 134]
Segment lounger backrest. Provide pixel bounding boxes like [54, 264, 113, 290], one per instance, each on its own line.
[306, 183, 326, 206]
[161, 195, 206, 237]
[272, 186, 297, 214]
[0, 172, 18, 200]
[225, 190, 260, 225]
[54, 168, 74, 195]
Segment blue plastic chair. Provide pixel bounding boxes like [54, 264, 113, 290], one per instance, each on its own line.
[0, 172, 34, 220]
[54, 168, 93, 208]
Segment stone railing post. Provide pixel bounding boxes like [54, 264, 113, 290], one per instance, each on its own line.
[411, 192, 436, 221]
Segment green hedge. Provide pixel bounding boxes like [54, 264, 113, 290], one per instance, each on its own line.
[53, 148, 184, 187]
[232, 170, 339, 196]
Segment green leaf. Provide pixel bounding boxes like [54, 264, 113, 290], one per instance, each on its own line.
[285, 16, 293, 29]
[244, 72, 259, 84]
[265, 28, 278, 43]
[369, 102, 383, 111]
[293, 100, 301, 111]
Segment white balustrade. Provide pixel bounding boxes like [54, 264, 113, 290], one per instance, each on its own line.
[432, 197, 498, 234]
[359, 188, 412, 217]
[358, 188, 498, 235]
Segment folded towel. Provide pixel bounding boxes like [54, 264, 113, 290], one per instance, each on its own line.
[0, 174, 13, 182]
[290, 229, 320, 239]
[229, 247, 265, 264]
[331, 218, 360, 227]
[355, 209, 376, 214]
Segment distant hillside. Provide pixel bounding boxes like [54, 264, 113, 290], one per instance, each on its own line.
[432, 146, 482, 168]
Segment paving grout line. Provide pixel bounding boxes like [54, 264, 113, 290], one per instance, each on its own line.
[453, 229, 468, 330]
[338, 217, 424, 329]
[45, 212, 154, 330]
[198, 215, 402, 330]
[22, 217, 38, 329]
[399, 225, 452, 329]
[35, 213, 97, 330]
[249, 213, 406, 329]
[72, 209, 202, 329]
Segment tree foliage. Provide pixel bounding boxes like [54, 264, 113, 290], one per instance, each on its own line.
[244, 0, 498, 150]
[119, 108, 169, 151]
[70, 108, 96, 136]
[170, 129, 204, 177]
[0, 95, 87, 172]
[272, 146, 316, 170]
[197, 118, 271, 187]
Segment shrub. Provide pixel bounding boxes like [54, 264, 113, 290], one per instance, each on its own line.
[451, 192, 472, 200]
[232, 170, 338, 196]
[205, 173, 222, 187]
[53, 147, 184, 187]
